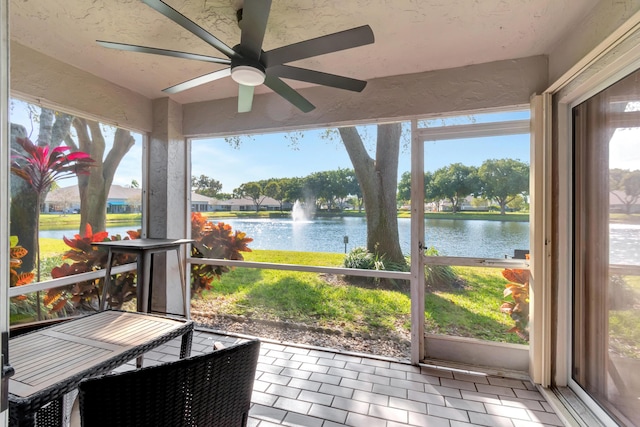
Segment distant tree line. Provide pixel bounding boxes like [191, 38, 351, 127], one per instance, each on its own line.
[398, 158, 530, 214]
[192, 168, 362, 213]
[610, 168, 640, 214]
[192, 158, 530, 215]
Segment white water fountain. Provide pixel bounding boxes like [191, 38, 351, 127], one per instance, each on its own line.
[291, 200, 312, 222]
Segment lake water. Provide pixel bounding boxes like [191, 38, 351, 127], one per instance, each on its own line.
[40, 217, 531, 259]
[221, 217, 531, 259]
[40, 217, 640, 263]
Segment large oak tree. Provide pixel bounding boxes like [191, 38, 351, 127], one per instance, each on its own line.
[67, 118, 135, 233]
[338, 124, 405, 266]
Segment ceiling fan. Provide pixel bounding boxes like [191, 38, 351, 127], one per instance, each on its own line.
[97, 0, 374, 113]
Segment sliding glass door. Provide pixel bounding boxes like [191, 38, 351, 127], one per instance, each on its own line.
[572, 68, 640, 426]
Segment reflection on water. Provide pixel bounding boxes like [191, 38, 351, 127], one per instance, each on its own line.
[610, 223, 640, 265]
[219, 217, 530, 258]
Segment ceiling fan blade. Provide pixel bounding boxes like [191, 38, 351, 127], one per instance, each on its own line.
[269, 65, 367, 92]
[96, 41, 231, 65]
[163, 68, 231, 94]
[239, 0, 271, 60]
[264, 75, 315, 113]
[142, 0, 238, 59]
[238, 85, 255, 113]
[263, 25, 374, 67]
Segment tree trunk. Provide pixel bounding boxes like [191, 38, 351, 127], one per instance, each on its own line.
[339, 124, 405, 265]
[73, 118, 135, 234]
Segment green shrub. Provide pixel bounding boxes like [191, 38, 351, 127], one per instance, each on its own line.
[343, 247, 376, 270]
[424, 247, 459, 288]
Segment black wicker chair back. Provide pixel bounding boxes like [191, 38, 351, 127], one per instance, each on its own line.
[78, 339, 260, 427]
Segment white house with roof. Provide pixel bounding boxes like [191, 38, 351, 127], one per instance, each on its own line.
[216, 197, 290, 212]
[44, 184, 142, 214]
[190, 192, 219, 212]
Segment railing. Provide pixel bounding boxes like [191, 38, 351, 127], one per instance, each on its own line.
[186, 257, 411, 280]
[10, 264, 138, 322]
[9, 255, 533, 326]
[8, 263, 136, 299]
[9, 255, 531, 303]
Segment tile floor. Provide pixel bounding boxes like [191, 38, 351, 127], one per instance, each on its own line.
[129, 327, 567, 427]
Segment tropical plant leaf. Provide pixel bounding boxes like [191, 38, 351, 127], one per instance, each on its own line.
[500, 302, 514, 313]
[15, 272, 35, 286]
[502, 268, 529, 285]
[51, 298, 68, 312]
[501, 266, 530, 341]
[44, 290, 63, 306]
[10, 246, 28, 259]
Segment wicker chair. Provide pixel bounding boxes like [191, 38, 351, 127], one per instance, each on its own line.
[77, 339, 260, 427]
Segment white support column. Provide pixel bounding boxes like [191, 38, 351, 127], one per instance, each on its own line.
[529, 93, 552, 386]
[147, 98, 189, 316]
[410, 119, 425, 364]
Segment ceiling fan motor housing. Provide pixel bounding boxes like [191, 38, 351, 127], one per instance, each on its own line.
[230, 50, 266, 86]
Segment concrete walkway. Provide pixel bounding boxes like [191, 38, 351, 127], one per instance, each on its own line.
[125, 328, 566, 427]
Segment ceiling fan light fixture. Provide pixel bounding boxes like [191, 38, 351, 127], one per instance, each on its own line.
[231, 65, 266, 86]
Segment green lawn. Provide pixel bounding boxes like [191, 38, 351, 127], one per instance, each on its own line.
[191, 249, 527, 344]
[39, 213, 142, 230]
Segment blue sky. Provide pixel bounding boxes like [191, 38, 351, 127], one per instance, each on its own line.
[11, 99, 535, 193]
[191, 112, 532, 192]
[191, 131, 532, 192]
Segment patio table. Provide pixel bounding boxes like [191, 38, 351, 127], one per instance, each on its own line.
[92, 238, 193, 315]
[8, 310, 194, 427]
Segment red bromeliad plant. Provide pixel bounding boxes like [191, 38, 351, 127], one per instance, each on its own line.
[190, 212, 253, 295]
[11, 136, 94, 286]
[50, 225, 140, 311]
[500, 256, 530, 341]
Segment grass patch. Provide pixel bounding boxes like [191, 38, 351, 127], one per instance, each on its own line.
[610, 310, 640, 359]
[425, 266, 526, 343]
[40, 238, 70, 257]
[39, 213, 142, 230]
[193, 249, 526, 344]
[420, 212, 528, 222]
[196, 264, 411, 336]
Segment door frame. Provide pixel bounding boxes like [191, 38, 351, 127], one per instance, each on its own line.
[409, 114, 532, 368]
[1, 0, 11, 425]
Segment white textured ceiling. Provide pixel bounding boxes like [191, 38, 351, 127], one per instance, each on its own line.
[10, 0, 599, 106]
